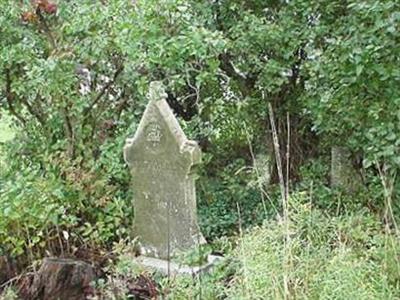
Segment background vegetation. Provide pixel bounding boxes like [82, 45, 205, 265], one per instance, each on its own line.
[1, 0, 399, 299]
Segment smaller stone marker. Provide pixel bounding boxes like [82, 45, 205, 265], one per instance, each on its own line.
[124, 82, 208, 269]
[331, 146, 361, 192]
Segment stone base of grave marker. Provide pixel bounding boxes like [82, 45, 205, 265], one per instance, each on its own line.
[135, 254, 222, 276]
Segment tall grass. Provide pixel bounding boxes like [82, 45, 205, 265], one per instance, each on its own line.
[227, 195, 400, 299]
[155, 193, 399, 299]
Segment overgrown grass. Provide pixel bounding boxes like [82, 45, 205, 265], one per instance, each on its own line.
[150, 193, 400, 299]
[226, 195, 400, 299]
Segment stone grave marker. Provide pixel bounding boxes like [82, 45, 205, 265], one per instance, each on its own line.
[331, 146, 361, 192]
[124, 82, 206, 263]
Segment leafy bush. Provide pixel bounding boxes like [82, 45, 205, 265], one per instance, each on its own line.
[0, 136, 133, 260]
[198, 158, 272, 240]
[305, 1, 400, 168]
[0, 0, 235, 261]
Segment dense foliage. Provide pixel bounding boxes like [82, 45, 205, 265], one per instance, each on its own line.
[1, 0, 399, 298]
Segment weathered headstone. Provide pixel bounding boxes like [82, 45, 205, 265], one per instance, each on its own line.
[331, 146, 361, 191]
[124, 82, 206, 260]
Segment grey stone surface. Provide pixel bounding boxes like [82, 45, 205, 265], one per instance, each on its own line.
[124, 82, 206, 260]
[331, 146, 361, 191]
[136, 255, 221, 276]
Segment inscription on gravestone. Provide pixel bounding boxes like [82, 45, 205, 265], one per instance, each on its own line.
[124, 82, 206, 259]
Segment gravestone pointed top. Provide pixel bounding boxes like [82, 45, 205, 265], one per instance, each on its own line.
[147, 81, 168, 102]
[124, 83, 201, 168]
[124, 81, 205, 259]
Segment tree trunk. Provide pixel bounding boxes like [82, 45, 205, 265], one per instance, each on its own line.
[0, 255, 17, 286]
[29, 258, 95, 300]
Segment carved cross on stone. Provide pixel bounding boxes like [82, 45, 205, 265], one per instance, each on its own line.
[124, 82, 206, 259]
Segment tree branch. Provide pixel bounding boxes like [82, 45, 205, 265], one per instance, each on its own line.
[83, 64, 124, 117]
[3, 68, 27, 125]
[36, 8, 56, 49]
[20, 93, 47, 127]
[115, 86, 129, 121]
[62, 104, 75, 159]
[218, 53, 258, 97]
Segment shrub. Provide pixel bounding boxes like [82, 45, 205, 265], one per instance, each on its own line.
[198, 158, 272, 240]
[0, 135, 133, 261]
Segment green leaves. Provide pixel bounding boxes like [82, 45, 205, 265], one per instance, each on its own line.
[303, 0, 400, 169]
[0, 167, 64, 256]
